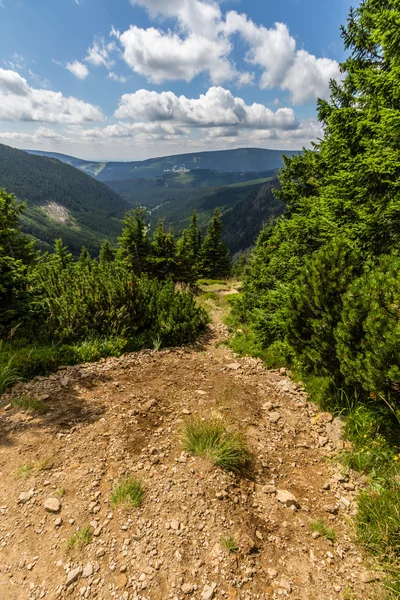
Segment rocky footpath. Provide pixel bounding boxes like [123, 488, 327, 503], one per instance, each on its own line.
[0, 324, 383, 599]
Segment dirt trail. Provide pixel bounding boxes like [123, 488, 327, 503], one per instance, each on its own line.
[0, 316, 383, 599]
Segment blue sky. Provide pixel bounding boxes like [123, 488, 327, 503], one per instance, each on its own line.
[0, 0, 354, 160]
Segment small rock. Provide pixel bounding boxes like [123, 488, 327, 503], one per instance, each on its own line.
[226, 363, 241, 370]
[4, 403, 12, 411]
[269, 412, 281, 423]
[54, 517, 62, 527]
[324, 504, 338, 515]
[96, 548, 106, 558]
[170, 519, 180, 530]
[202, 584, 215, 600]
[276, 490, 300, 509]
[262, 484, 276, 494]
[82, 564, 93, 578]
[66, 566, 82, 586]
[267, 568, 278, 579]
[120, 565, 127, 573]
[360, 572, 381, 584]
[181, 583, 194, 594]
[44, 498, 61, 513]
[277, 578, 292, 592]
[18, 491, 33, 504]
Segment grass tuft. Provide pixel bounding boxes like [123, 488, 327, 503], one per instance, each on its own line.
[311, 518, 337, 542]
[15, 463, 34, 478]
[221, 535, 239, 553]
[181, 416, 251, 473]
[355, 483, 400, 564]
[0, 360, 19, 396]
[111, 477, 145, 508]
[11, 395, 47, 414]
[66, 525, 92, 551]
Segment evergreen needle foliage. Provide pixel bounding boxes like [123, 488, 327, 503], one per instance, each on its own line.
[181, 417, 251, 473]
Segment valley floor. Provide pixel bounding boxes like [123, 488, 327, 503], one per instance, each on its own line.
[0, 311, 384, 599]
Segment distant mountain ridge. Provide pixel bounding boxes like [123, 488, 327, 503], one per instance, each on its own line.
[0, 144, 129, 255]
[25, 147, 299, 182]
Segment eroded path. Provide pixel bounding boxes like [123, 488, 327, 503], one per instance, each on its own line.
[0, 322, 382, 600]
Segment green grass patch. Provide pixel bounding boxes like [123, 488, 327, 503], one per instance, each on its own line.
[181, 416, 251, 473]
[111, 477, 145, 508]
[66, 525, 92, 551]
[198, 279, 228, 286]
[11, 395, 47, 414]
[221, 535, 239, 553]
[311, 518, 336, 542]
[15, 463, 34, 478]
[356, 483, 400, 567]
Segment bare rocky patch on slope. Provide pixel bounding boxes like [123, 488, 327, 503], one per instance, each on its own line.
[0, 324, 383, 599]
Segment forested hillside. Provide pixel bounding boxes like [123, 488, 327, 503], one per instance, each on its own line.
[221, 180, 284, 254]
[0, 144, 129, 255]
[27, 148, 299, 182]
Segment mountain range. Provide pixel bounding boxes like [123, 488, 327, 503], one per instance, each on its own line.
[1, 145, 292, 255]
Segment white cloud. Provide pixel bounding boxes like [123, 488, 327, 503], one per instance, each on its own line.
[225, 10, 342, 104]
[114, 25, 234, 84]
[121, 0, 342, 103]
[107, 72, 129, 83]
[0, 127, 65, 144]
[85, 38, 116, 69]
[281, 50, 341, 105]
[115, 86, 298, 130]
[66, 60, 89, 80]
[0, 68, 104, 123]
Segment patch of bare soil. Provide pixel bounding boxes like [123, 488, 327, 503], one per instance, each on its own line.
[0, 324, 384, 600]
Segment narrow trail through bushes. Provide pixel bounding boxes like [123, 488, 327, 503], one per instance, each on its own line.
[0, 289, 385, 600]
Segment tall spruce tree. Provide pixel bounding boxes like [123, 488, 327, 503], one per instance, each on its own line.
[199, 209, 232, 279]
[188, 210, 202, 262]
[117, 206, 151, 275]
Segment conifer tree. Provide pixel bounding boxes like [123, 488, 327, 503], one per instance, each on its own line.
[117, 206, 151, 275]
[149, 220, 177, 280]
[176, 229, 198, 284]
[0, 189, 36, 336]
[199, 209, 232, 279]
[188, 210, 202, 261]
[53, 239, 73, 269]
[78, 246, 92, 269]
[99, 240, 115, 264]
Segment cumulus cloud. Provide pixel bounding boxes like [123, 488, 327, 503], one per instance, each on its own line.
[115, 86, 298, 131]
[114, 25, 234, 84]
[121, 0, 342, 103]
[0, 68, 104, 123]
[0, 127, 65, 144]
[66, 60, 89, 80]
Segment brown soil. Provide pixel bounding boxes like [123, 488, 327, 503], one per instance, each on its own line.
[0, 322, 384, 600]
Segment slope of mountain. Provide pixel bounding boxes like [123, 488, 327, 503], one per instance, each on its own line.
[221, 179, 285, 254]
[0, 144, 129, 255]
[25, 148, 299, 182]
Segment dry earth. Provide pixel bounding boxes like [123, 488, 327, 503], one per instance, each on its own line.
[0, 317, 385, 600]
